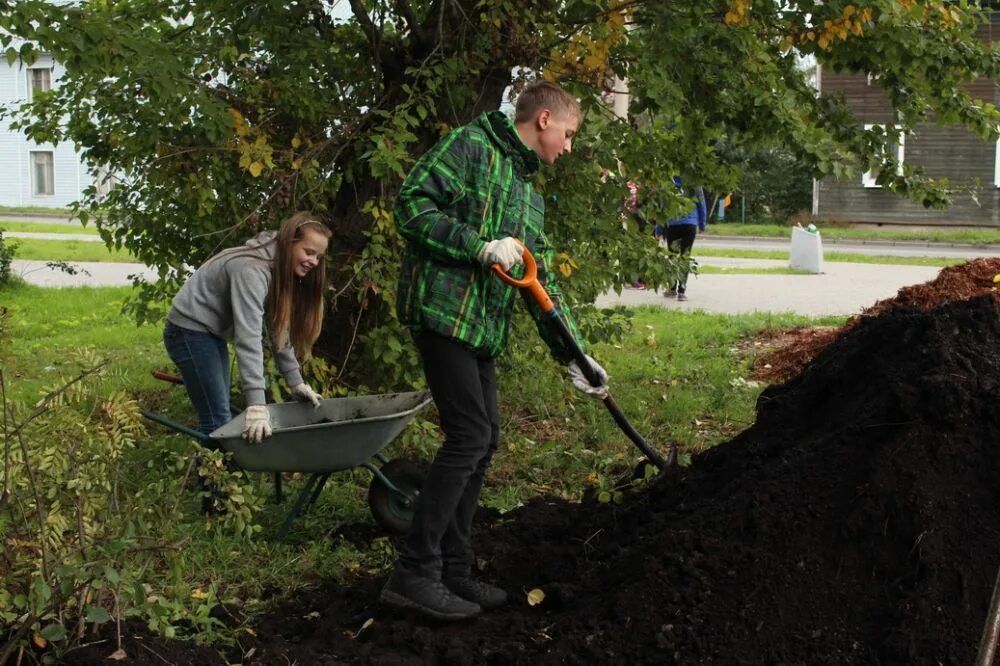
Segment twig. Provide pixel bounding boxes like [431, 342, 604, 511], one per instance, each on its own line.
[336, 296, 366, 381]
[1, 370, 11, 508]
[136, 639, 173, 665]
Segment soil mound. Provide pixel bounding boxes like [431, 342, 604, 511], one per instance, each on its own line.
[752, 257, 1000, 383]
[66, 297, 1000, 665]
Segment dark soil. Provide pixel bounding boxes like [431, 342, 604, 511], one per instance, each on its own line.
[752, 257, 1000, 383]
[67, 296, 1000, 665]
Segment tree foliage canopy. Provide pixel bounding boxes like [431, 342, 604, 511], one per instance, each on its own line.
[2, 0, 997, 384]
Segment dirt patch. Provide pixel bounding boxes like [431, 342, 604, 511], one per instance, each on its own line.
[66, 295, 1000, 665]
[752, 257, 1000, 383]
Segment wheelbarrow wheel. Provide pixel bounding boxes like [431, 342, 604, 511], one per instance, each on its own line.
[368, 458, 427, 535]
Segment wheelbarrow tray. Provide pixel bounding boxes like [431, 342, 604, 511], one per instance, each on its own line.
[209, 391, 433, 473]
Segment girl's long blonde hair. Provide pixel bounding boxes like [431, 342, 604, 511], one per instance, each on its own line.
[268, 211, 332, 360]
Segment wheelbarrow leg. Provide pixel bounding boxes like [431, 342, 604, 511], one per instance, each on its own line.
[273, 472, 283, 504]
[275, 473, 323, 541]
[304, 473, 331, 513]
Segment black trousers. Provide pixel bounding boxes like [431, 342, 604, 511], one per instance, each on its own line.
[666, 224, 698, 294]
[397, 331, 500, 579]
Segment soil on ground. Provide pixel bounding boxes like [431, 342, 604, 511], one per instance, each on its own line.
[752, 257, 1000, 383]
[67, 293, 1000, 665]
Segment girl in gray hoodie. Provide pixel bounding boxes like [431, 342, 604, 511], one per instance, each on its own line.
[163, 212, 331, 445]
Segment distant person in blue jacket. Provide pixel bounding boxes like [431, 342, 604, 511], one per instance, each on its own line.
[663, 177, 707, 302]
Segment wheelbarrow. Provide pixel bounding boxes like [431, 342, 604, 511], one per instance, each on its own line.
[141, 372, 433, 540]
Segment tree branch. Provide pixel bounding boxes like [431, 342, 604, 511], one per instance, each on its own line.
[347, 0, 380, 50]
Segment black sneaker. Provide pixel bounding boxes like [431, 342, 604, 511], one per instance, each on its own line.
[444, 576, 508, 610]
[380, 571, 481, 620]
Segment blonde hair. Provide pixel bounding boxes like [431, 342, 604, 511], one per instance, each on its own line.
[267, 211, 332, 360]
[514, 80, 582, 124]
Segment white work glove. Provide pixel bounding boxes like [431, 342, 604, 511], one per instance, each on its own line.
[567, 355, 610, 400]
[242, 405, 272, 444]
[290, 382, 322, 408]
[478, 237, 524, 272]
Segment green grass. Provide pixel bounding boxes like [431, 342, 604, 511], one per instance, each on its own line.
[1, 283, 841, 642]
[707, 222, 1000, 245]
[693, 247, 964, 267]
[0, 204, 77, 214]
[697, 265, 812, 275]
[0, 220, 99, 234]
[8, 237, 138, 262]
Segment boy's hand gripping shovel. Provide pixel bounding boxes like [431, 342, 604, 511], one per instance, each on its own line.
[490, 244, 678, 473]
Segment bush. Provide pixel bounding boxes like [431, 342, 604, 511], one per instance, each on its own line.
[0, 229, 17, 286]
[0, 354, 251, 661]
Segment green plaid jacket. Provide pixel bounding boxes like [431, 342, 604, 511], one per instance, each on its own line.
[395, 111, 583, 362]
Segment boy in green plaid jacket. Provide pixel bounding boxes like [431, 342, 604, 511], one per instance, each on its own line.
[381, 80, 610, 620]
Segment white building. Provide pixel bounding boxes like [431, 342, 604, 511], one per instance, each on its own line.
[0, 51, 95, 208]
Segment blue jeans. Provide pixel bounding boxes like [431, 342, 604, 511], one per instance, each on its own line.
[163, 321, 232, 440]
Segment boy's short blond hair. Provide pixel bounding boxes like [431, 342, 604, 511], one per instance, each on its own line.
[514, 80, 582, 124]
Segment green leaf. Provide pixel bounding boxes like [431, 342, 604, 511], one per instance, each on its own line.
[85, 605, 112, 624]
[39, 623, 67, 642]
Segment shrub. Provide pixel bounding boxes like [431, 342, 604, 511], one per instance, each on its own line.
[0, 229, 17, 286]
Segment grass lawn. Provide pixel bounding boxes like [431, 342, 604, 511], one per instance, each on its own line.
[0, 220, 99, 234]
[8, 237, 138, 262]
[1, 281, 842, 641]
[707, 222, 1000, 245]
[0, 204, 76, 214]
[693, 246, 964, 268]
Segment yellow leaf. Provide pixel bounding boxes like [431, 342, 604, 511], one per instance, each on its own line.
[190, 587, 209, 600]
[558, 263, 573, 277]
[33, 634, 47, 649]
[291, 136, 302, 149]
[993, 273, 1000, 283]
[527, 588, 546, 606]
[248, 161, 264, 177]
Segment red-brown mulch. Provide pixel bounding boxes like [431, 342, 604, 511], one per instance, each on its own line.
[751, 257, 1000, 383]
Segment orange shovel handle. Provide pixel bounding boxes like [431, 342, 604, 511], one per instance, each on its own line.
[489, 244, 555, 313]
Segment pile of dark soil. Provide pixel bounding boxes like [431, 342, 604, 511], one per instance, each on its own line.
[752, 257, 1000, 383]
[69, 296, 1000, 664]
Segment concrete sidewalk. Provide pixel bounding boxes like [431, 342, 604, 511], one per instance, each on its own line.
[596, 261, 941, 317]
[11, 259, 158, 287]
[12, 256, 942, 318]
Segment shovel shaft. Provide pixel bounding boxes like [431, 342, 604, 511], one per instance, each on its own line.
[545, 310, 670, 471]
[492, 243, 672, 472]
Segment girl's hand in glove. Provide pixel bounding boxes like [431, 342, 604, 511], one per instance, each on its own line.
[290, 382, 322, 408]
[242, 405, 272, 444]
[478, 238, 524, 272]
[567, 355, 610, 399]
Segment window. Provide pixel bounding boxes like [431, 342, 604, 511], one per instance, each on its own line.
[995, 139, 1000, 188]
[27, 67, 51, 100]
[862, 124, 905, 188]
[30, 151, 54, 196]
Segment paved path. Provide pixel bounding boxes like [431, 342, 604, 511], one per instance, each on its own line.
[596, 261, 941, 317]
[6, 231, 101, 241]
[12, 256, 943, 317]
[11, 259, 157, 287]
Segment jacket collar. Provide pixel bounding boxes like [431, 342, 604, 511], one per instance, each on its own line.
[479, 111, 540, 178]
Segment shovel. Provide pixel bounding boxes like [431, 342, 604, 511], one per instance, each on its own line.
[491, 244, 678, 473]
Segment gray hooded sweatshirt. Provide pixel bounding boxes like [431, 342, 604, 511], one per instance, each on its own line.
[167, 231, 303, 405]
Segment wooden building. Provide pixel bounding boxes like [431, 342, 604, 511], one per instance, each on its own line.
[814, 18, 1000, 227]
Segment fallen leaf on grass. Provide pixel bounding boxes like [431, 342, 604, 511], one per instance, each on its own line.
[107, 648, 127, 661]
[32, 635, 46, 649]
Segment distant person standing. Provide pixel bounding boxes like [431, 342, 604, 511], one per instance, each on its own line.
[663, 177, 707, 301]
